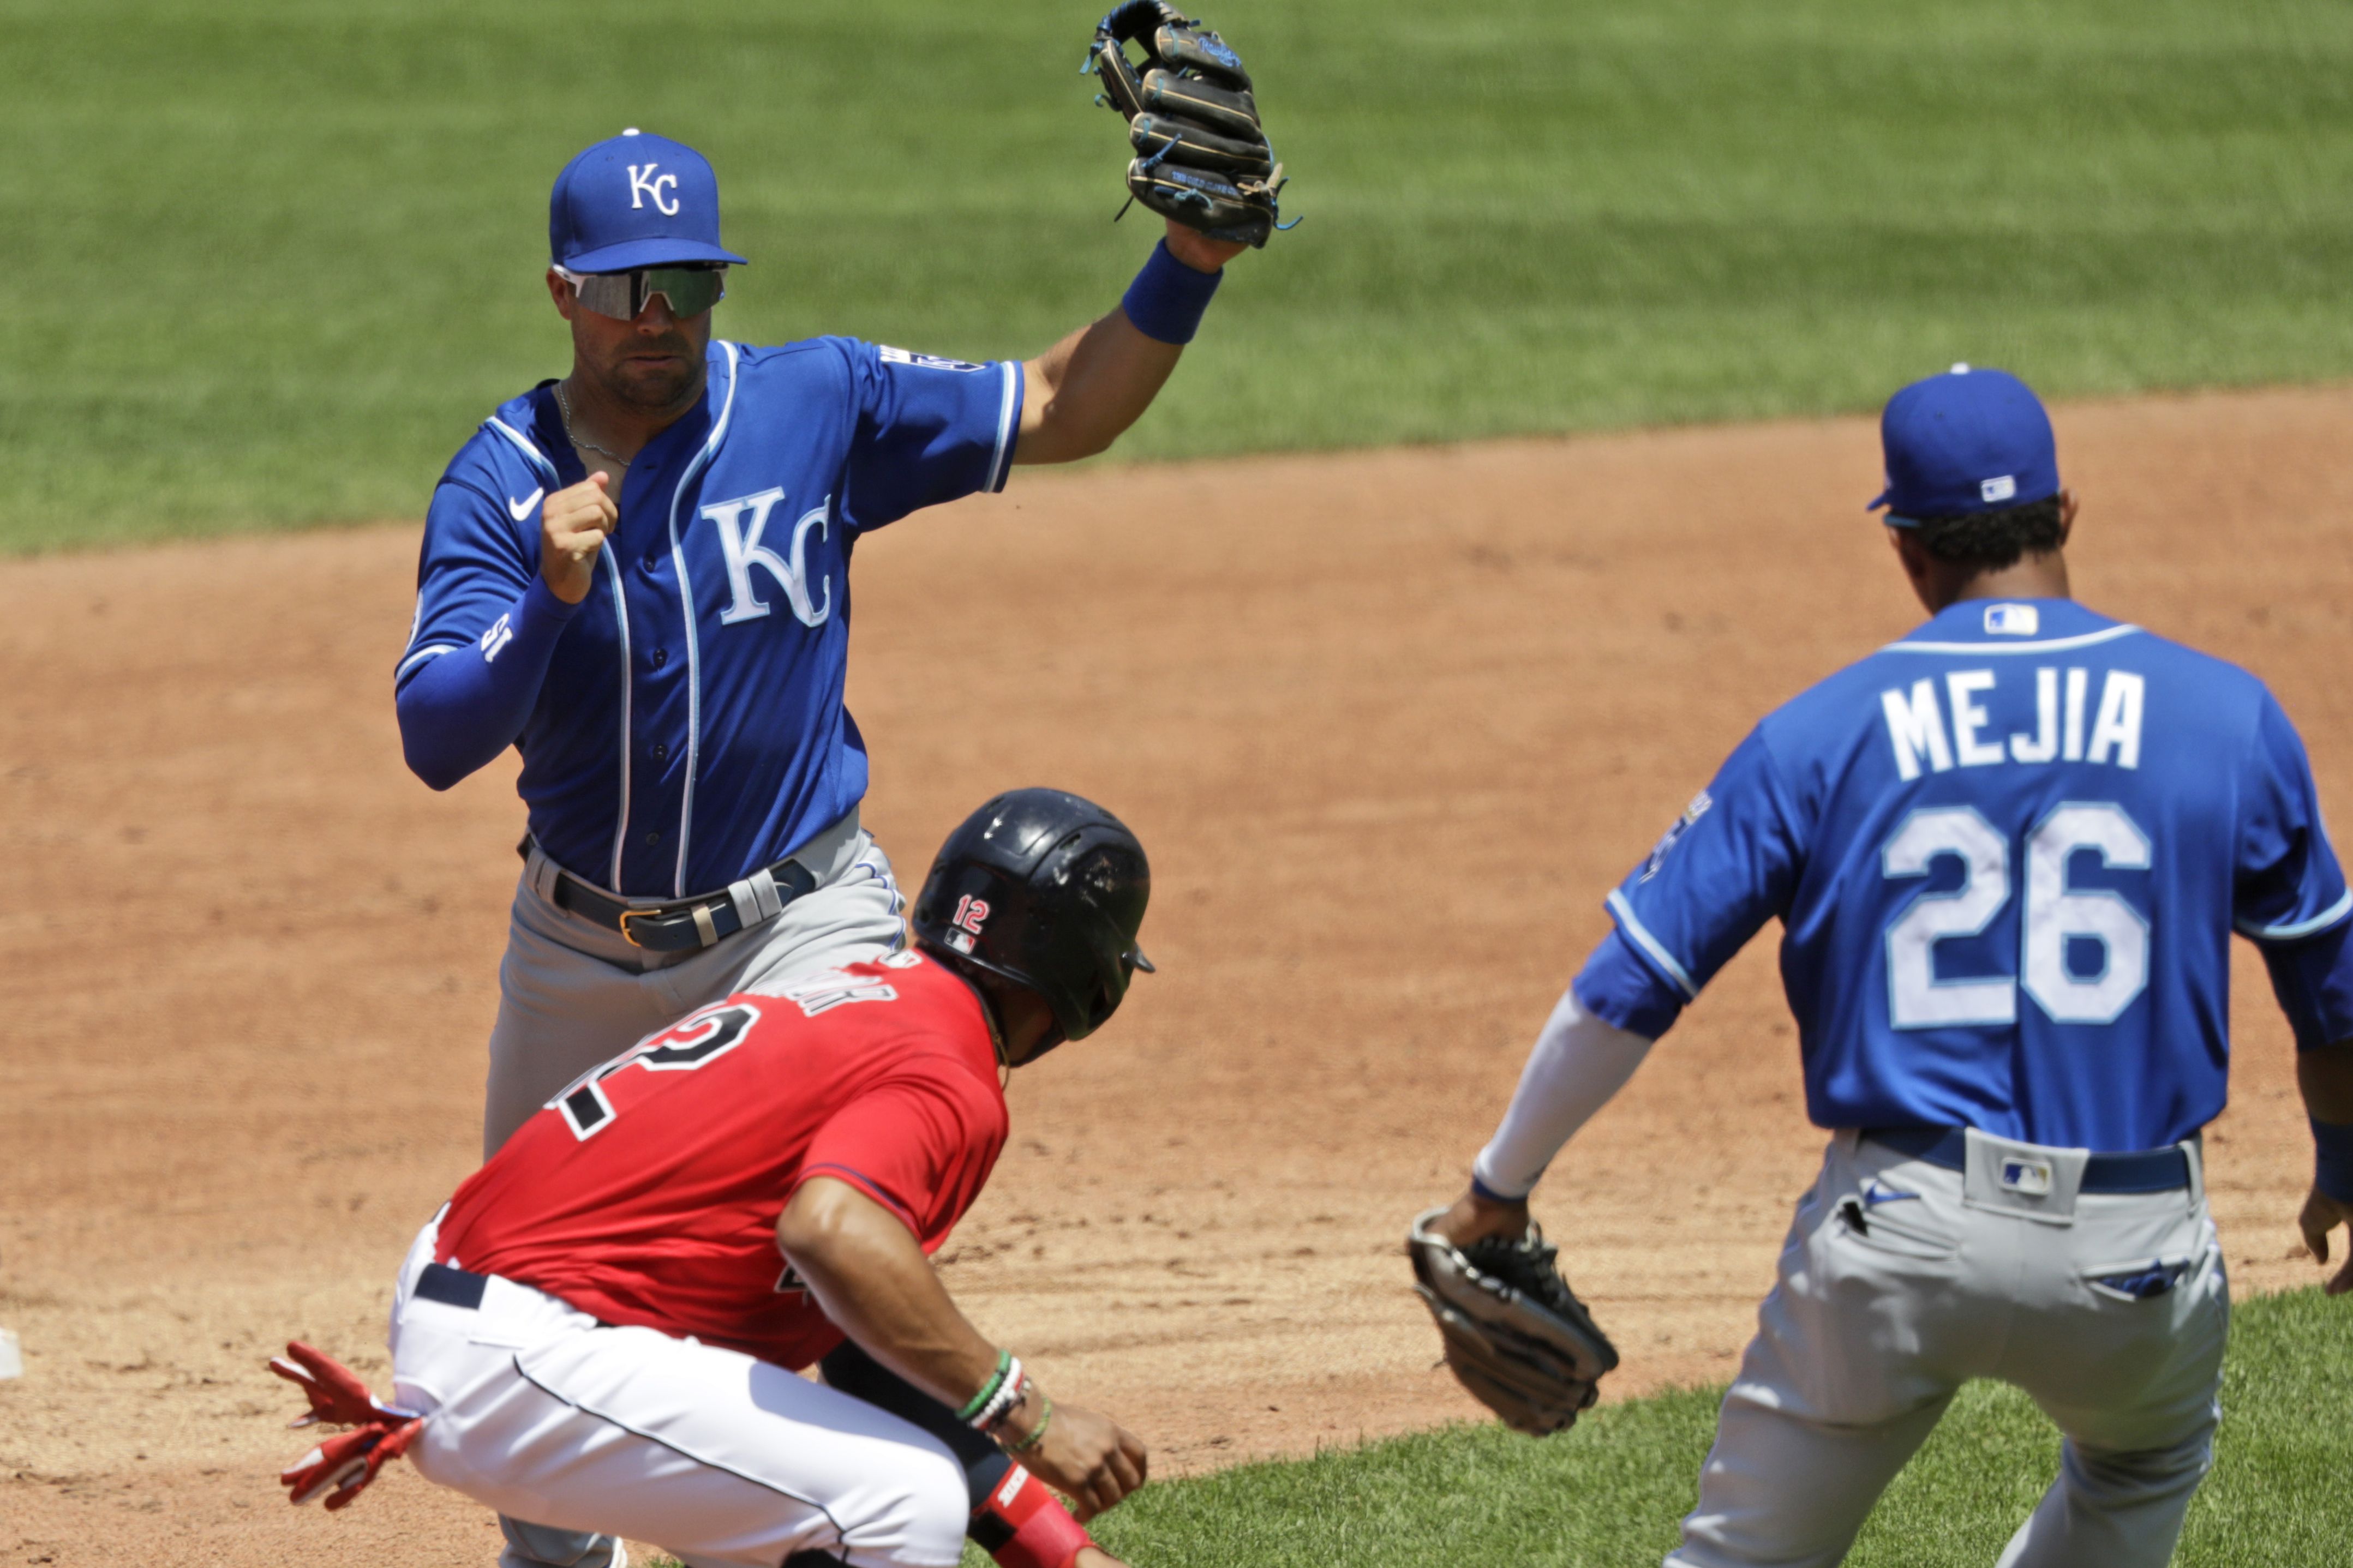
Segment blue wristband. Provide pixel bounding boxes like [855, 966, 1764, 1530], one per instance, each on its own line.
[2315, 1117, 2353, 1204]
[1470, 1170, 1532, 1205]
[1119, 240, 1222, 345]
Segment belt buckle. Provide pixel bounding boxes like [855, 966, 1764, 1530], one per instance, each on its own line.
[616, 907, 657, 948]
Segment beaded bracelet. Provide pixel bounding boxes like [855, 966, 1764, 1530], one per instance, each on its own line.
[957, 1350, 1013, 1423]
[1001, 1394, 1055, 1455]
[978, 1372, 1034, 1436]
[969, 1360, 1028, 1433]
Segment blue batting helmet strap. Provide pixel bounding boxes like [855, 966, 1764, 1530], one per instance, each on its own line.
[550, 128, 747, 274]
[1869, 363, 2059, 522]
[912, 789, 1153, 1046]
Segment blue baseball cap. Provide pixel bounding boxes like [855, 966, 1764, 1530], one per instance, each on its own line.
[1869, 364, 2059, 522]
[549, 128, 747, 273]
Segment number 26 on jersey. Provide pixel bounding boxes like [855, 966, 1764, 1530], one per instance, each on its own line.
[1882, 802, 2150, 1029]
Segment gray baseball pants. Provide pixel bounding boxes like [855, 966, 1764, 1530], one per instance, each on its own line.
[482, 808, 908, 1157]
[1666, 1128, 2227, 1568]
[478, 808, 907, 1568]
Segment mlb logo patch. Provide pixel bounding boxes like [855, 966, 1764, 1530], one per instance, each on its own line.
[1979, 474, 2018, 503]
[879, 346, 985, 373]
[1984, 603, 2039, 637]
[1999, 1157, 2055, 1197]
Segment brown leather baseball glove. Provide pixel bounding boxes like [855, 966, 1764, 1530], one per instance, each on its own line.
[1408, 1207, 1620, 1434]
[1087, 1, 1286, 247]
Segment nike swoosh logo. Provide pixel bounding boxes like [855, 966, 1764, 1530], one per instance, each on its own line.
[1863, 1182, 1921, 1207]
[507, 488, 544, 522]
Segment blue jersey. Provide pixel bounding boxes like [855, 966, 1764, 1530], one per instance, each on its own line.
[1577, 598, 2353, 1149]
[398, 338, 1022, 897]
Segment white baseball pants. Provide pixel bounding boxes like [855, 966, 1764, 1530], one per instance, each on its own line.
[482, 809, 907, 1156]
[388, 1219, 969, 1568]
[1667, 1130, 2227, 1568]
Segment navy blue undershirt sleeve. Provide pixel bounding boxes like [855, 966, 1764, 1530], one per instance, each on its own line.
[396, 574, 582, 791]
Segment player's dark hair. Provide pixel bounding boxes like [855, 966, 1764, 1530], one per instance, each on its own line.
[1910, 497, 2066, 572]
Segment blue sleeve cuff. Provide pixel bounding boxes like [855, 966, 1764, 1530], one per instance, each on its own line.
[396, 573, 580, 790]
[1119, 240, 1223, 345]
[1572, 926, 1687, 1041]
[2315, 1118, 2353, 1204]
[1468, 1172, 1526, 1204]
[2259, 921, 2353, 1051]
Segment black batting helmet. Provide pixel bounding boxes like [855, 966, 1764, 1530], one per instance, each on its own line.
[911, 789, 1153, 1044]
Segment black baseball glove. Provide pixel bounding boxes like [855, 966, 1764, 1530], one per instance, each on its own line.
[1087, 1, 1285, 247]
[1408, 1207, 1620, 1435]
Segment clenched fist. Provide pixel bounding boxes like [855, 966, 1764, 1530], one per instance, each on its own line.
[541, 472, 619, 604]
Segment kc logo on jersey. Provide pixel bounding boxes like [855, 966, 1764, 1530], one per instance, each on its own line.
[705, 488, 833, 628]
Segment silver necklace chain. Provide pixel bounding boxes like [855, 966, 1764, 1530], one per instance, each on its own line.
[553, 380, 630, 465]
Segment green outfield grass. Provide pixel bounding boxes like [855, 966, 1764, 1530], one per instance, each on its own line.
[3, 0, 2351, 550]
[1035, 1286, 2350, 1566]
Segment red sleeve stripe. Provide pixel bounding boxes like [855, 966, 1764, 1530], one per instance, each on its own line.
[795, 1162, 919, 1230]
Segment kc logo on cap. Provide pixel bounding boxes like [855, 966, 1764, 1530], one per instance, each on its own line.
[626, 163, 681, 216]
[549, 128, 747, 274]
[1867, 365, 2059, 523]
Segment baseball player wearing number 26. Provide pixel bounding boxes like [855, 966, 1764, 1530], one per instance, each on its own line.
[273, 790, 1155, 1568]
[1418, 367, 2353, 1567]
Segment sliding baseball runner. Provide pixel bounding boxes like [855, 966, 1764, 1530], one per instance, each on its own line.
[1414, 366, 2353, 1566]
[274, 790, 1157, 1568]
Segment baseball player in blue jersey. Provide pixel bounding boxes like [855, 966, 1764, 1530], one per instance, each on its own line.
[395, 114, 1256, 1568]
[396, 124, 1250, 1158]
[1416, 366, 2353, 1566]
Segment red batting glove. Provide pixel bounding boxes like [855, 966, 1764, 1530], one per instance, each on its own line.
[270, 1340, 416, 1427]
[280, 1417, 425, 1510]
[269, 1341, 426, 1510]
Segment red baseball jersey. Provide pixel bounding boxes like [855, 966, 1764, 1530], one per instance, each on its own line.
[433, 951, 1007, 1369]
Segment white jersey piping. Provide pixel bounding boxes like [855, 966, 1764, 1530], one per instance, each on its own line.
[2238, 887, 2353, 944]
[1882, 623, 2142, 657]
[1607, 890, 1699, 998]
[665, 341, 743, 897]
[986, 361, 1021, 492]
[600, 545, 633, 891]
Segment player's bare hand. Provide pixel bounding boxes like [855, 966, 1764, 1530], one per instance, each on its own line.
[1016, 1399, 1146, 1522]
[1163, 218, 1247, 274]
[2298, 1185, 2353, 1296]
[1427, 1183, 1531, 1250]
[541, 472, 618, 604]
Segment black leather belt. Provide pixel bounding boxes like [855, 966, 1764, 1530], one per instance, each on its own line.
[1866, 1127, 2190, 1194]
[415, 1262, 489, 1310]
[520, 836, 818, 953]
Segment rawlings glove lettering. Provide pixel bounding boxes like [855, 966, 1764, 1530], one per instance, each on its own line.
[1089, 2, 1285, 247]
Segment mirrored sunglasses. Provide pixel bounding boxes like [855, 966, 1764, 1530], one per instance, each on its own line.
[556, 264, 727, 321]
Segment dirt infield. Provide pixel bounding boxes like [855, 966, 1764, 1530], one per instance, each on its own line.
[4, 386, 2349, 1564]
